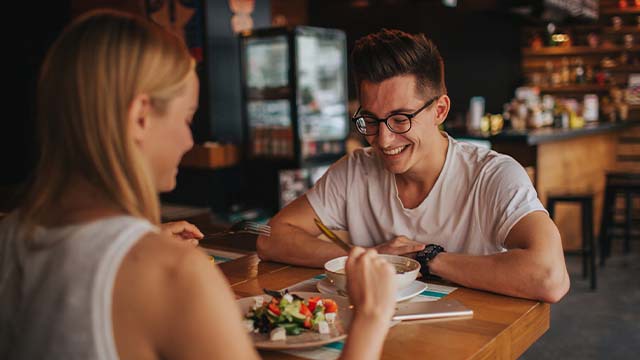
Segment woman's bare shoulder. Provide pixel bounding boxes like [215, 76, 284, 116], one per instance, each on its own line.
[112, 232, 250, 359]
[115, 231, 232, 309]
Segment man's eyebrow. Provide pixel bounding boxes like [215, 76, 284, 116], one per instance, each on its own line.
[360, 107, 415, 117]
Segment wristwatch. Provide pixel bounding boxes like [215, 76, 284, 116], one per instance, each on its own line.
[415, 244, 445, 278]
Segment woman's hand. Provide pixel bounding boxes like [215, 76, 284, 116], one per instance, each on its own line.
[339, 247, 396, 360]
[160, 221, 204, 246]
[345, 247, 396, 321]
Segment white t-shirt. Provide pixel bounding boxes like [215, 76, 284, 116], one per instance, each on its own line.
[306, 134, 546, 255]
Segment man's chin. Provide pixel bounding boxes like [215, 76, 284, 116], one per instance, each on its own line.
[383, 161, 409, 175]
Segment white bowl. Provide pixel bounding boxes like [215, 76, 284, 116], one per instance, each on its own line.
[324, 254, 420, 293]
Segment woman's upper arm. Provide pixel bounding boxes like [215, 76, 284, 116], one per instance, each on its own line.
[113, 234, 259, 360]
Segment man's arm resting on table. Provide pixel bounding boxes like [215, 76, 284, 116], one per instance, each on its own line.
[428, 211, 570, 303]
[256, 195, 347, 268]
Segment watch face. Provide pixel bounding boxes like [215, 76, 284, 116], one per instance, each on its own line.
[424, 244, 444, 259]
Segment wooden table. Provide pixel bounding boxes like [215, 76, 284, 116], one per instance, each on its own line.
[214, 253, 550, 360]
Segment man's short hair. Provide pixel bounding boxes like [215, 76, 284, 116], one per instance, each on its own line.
[351, 28, 446, 98]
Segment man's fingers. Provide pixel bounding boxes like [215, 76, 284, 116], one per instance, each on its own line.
[412, 243, 426, 251]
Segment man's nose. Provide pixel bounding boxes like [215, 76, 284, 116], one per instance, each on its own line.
[377, 122, 397, 146]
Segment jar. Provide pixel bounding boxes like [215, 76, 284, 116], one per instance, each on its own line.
[612, 16, 623, 30]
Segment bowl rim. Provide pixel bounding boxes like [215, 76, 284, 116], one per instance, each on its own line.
[323, 254, 420, 275]
[324, 255, 348, 276]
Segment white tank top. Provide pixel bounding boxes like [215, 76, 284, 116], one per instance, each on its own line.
[0, 214, 156, 359]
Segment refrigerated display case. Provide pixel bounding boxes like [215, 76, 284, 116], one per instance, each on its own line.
[239, 26, 348, 212]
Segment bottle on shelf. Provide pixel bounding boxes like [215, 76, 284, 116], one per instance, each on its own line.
[585, 63, 595, 83]
[575, 57, 586, 84]
[546, 22, 557, 46]
[530, 33, 543, 50]
[560, 57, 571, 85]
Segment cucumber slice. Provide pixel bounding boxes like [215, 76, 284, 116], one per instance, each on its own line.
[278, 323, 303, 335]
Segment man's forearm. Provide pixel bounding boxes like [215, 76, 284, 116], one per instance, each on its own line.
[429, 250, 569, 303]
[257, 223, 347, 268]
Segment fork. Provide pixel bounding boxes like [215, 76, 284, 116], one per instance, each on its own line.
[200, 220, 271, 241]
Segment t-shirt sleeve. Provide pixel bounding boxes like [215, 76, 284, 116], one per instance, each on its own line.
[305, 155, 349, 230]
[481, 156, 547, 248]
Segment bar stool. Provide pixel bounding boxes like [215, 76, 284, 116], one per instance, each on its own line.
[547, 192, 596, 290]
[599, 172, 640, 265]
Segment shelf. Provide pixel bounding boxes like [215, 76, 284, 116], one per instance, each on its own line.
[607, 64, 640, 72]
[601, 7, 640, 15]
[602, 26, 640, 34]
[246, 87, 291, 100]
[523, 45, 640, 56]
[523, 64, 640, 73]
[180, 143, 239, 169]
[536, 84, 611, 93]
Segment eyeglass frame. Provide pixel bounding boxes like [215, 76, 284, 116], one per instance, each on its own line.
[351, 95, 441, 136]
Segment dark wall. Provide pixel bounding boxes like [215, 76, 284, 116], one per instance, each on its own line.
[1, 2, 71, 208]
[308, 0, 524, 116]
[2, 0, 271, 213]
[204, 0, 271, 143]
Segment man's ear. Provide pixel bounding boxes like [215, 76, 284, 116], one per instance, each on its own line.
[434, 95, 450, 126]
[129, 94, 152, 144]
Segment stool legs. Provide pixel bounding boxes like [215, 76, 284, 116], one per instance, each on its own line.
[599, 186, 615, 265]
[547, 199, 555, 220]
[625, 192, 632, 254]
[548, 196, 596, 290]
[582, 198, 596, 290]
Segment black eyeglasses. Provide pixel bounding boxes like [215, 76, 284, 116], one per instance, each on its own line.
[352, 96, 440, 136]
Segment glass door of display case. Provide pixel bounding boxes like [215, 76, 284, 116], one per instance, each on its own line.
[239, 26, 348, 212]
[295, 27, 349, 163]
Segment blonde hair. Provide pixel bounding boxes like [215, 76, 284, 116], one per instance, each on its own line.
[21, 9, 193, 228]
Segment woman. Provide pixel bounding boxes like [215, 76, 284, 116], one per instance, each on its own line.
[0, 10, 396, 360]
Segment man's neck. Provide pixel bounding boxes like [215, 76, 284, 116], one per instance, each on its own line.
[394, 133, 449, 208]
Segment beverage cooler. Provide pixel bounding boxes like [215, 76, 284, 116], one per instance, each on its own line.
[239, 26, 349, 212]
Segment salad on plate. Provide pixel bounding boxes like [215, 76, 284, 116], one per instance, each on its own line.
[244, 290, 339, 341]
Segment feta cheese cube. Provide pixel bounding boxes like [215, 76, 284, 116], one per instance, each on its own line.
[270, 327, 287, 341]
[252, 297, 264, 309]
[317, 321, 330, 334]
[325, 312, 336, 323]
[243, 319, 255, 333]
[316, 300, 323, 308]
[283, 294, 294, 303]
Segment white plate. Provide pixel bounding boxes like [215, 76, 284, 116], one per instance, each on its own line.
[237, 291, 352, 350]
[317, 278, 427, 302]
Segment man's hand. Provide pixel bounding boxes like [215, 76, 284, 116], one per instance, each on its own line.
[160, 221, 204, 246]
[374, 236, 426, 256]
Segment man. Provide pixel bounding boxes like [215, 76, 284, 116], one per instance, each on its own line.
[257, 29, 569, 303]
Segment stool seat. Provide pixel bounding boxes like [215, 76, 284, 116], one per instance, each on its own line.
[547, 192, 596, 290]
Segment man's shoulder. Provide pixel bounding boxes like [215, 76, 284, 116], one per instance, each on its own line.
[452, 139, 518, 170]
[450, 139, 528, 186]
